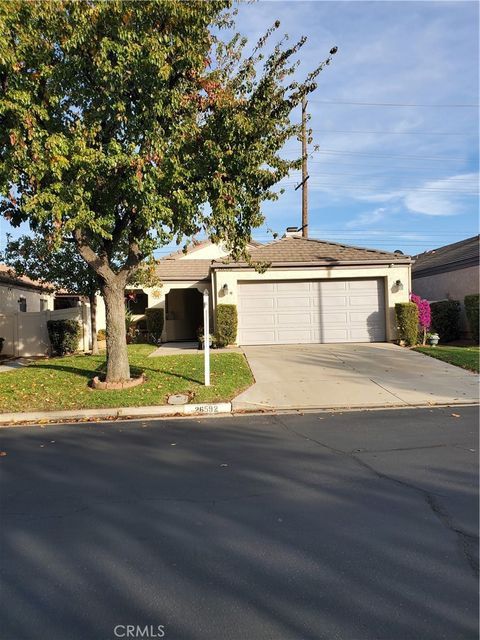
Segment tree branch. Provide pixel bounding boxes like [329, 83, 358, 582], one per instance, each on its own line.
[73, 228, 115, 283]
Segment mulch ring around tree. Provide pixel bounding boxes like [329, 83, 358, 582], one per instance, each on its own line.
[91, 373, 146, 391]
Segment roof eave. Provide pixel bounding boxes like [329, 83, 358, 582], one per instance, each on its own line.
[212, 259, 412, 269]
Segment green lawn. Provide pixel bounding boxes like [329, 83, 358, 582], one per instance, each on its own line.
[414, 345, 479, 373]
[0, 344, 254, 413]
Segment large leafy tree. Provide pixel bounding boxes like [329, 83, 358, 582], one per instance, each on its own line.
[0, 0, 336, 382]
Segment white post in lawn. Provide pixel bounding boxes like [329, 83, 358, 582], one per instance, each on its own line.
[203, 289, 210, 386]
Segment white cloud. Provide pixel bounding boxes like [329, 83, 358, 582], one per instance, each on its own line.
[346, 207, 386, 228]
[404, 173, 479, 216]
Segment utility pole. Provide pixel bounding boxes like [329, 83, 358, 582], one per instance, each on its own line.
[301, 96, 309, 238]
[294, 96, 310, 237]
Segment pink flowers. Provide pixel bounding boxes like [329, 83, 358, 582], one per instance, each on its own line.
[411, 293, 431, 344]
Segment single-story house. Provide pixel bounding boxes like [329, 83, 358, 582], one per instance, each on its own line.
[0, 265, 54, 314]
[412, 235, 479, 331]
[97, 231, 412, 345]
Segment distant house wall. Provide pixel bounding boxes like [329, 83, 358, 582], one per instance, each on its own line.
[412, 265, 479, 331]
[0, 282, 54, 314]
[178, 243, 228, 261]
[0, 305, 90, 357]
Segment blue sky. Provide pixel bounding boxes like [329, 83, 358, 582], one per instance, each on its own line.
[1, 1, 478, 258]
[235, 0, 479, 255]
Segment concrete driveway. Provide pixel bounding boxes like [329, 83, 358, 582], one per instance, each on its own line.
[233, 343, 479, 411]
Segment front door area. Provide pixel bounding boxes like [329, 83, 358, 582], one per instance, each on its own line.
[165, 288, 203, 341]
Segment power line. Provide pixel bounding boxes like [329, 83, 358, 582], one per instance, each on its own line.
[310, 129, 473, 136]
[280, 148, 472, 161]
[313, 149, 473, 162]
[281, 181, 479, 194]
[308, 100, 479, 108]
[286, 170, 476, 181]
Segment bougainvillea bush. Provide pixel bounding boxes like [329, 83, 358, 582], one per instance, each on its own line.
[410, 294, 431, 345]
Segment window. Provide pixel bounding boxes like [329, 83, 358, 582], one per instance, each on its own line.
[40, 299, 48, 311]
[18, 297, 27, 312]
[125, 290, 148, 315]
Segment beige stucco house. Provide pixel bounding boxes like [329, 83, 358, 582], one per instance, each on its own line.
[412, 235, 479, 332]
[0, 265, 54, 314]
[97, 232, 412, 345]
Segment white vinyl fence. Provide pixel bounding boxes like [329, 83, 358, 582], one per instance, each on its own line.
[0, 304, 91, 358]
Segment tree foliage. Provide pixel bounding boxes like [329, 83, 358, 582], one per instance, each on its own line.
[0, 0, 337, 380]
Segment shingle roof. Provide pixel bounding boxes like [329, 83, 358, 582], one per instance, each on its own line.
[213, 236, 411, 268]
[163, 238, 263, 260]
[0, 264, 52, 291]
[154, 259, 212, 281]
[413, 235, 479, 276]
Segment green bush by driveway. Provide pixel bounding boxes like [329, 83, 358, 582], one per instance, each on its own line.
[0, 345, 254, 413]
[414, 345, 479, 373]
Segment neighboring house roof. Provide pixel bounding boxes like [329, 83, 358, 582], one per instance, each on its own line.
[413, 235, 479, 278]
[0, 264, 53, 292]
[154, 259, 213, 281]
[212, 236, 412, 269]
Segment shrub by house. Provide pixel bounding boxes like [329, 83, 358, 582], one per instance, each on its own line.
[464, 294, 479, 343]
[47, 319, 81, 356]
[430, 300, 461, 343]
[216, 305, 238, 347]
[145, 308, 164, 344]
[395, 302, 418, 346]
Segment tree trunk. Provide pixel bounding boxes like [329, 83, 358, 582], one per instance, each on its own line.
[89, 291, 99, 355]
[101, 280, 130, 382]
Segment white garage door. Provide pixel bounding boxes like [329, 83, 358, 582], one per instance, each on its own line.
[237, 279, 386, 345]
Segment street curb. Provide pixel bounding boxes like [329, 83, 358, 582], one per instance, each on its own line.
[0, 402, 232, 426]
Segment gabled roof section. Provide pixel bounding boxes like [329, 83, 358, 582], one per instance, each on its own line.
[163, 238, 262, 260]
[212, 236, 412, 268]
[154, 238, 264, 282]
[154, 259, 213, 282]
[0, 264, 53, 291]
[413, 235, 479, 276]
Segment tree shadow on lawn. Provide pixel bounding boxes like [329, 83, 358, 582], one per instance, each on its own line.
[29, 361, 204, 386]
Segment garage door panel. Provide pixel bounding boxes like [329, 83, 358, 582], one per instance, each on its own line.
[349, 295, 381, 307]
[240, 297, 275, 311]
[240, 329, 277, 343]
[276, 296, 312, 309]
[241, 313, 277, 328]
[317, 312, 349, 325]
[321, 281, 347, 292]
[321, 295, 348, 308]
[277, 329, 314, 343]
[237, 279, 385, 345]
[245, 283, 276, 294]
[276, 281, 312, 292]
[276, 312, 314, 327]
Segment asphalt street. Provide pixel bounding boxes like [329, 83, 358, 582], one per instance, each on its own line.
[0, 407, 478, 640]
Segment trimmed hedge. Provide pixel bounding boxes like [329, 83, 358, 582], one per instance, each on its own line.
[395, 302, 418, 346]
[465, 294, 479, 343]
[430, 300, 461, 343]
[47, 319, 81, 356]
[216, 304, 238, 347]
[145, 308, 164, 343]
